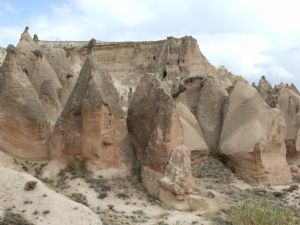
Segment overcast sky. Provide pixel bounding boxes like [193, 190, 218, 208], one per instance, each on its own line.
[0, 0, 299, 86]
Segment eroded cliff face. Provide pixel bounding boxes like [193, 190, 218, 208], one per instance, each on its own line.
[48, 37, 216, 110]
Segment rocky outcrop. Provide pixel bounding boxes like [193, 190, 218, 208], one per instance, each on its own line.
[219, 82, 292, 185]
[256, 76, 276, 107]
[276, 86, 300, 156]
[0, 45, 50, 159]
[173, 78, 209, 163]
[196, 77, 228, 153]
[44, 48, 78, 105]
[28, 50, 62, 122]
[16, 27, 39, 75]
[50, 42, 128, 168]
[128, 75, 192, 209]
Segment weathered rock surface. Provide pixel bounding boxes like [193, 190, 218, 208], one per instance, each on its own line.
[128, 75, 192, 209]
[219, 82, 292, 185]
[0, 45, 50, 159]
[174, 79, 209, 164]
[44, 48, 78, 105]
[196, 77, 228, 153]
[63, 36, 217, 109]
[50, 43, 128, 168]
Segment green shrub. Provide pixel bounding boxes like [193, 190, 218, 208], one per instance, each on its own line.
[229, 200, 300, 225]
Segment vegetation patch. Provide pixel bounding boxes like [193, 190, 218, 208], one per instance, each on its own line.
[65, 158, 90, 178]
[0, 211, 34, 225]
[228, 200, 300, 225]
[69, 193, 89, 206]
[24, 181, 37, 191]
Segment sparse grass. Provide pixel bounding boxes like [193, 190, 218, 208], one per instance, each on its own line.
[69, 193, 89, 206]
[65, 158, 90, 178]
[0, 211, 34, 225]
[229, 200, 300, 225]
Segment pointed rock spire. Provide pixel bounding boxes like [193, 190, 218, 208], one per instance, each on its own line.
[50, 44, 126, 167]
[0, 44, 50, 159]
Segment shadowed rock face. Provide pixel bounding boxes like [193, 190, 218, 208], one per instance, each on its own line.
[128, 75, 192, 210]
[50, 46, 128, 168]
[0, 45, 50, 159]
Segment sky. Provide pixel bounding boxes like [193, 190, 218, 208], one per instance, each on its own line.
[0, 0, 299, 86]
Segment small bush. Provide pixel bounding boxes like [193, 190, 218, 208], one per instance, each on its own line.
[229, 200, 300, 225]
[70, 193, 89, 206]
[65, 158, 90, 178]
[0, 211, 34, 225]
[24, 181, 37, 191]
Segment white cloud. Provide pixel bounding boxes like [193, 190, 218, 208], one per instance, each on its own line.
[72, 0, 156, 27]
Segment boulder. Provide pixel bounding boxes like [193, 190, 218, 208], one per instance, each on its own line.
[219, 82, 292, 185]
[50, 41, 127, 168]
[0, 45, 50, 159]
[127, 75, 192, 209]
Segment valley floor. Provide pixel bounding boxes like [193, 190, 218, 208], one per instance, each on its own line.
[1, 151, 300, 225]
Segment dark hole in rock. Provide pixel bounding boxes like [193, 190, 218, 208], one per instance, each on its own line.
[66, 74, 73, 79]
[163, 71, 167, 79]
[22, 68, 28, 75]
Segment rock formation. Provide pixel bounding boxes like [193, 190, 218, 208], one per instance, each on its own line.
[0, 28, 298, 211]
[128, 75, 192, 210]
[256, 76, 276, 107]
[276, 85, 300, 156]
[0, 44, 50, 159]
[16, 27, 39, 75]
[28, 50, 62, 122]
[50, 40, 128, 168]
[195, 76, 228, 153]
[44, 48, 77, 105]
[219, 82, 292, 185]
